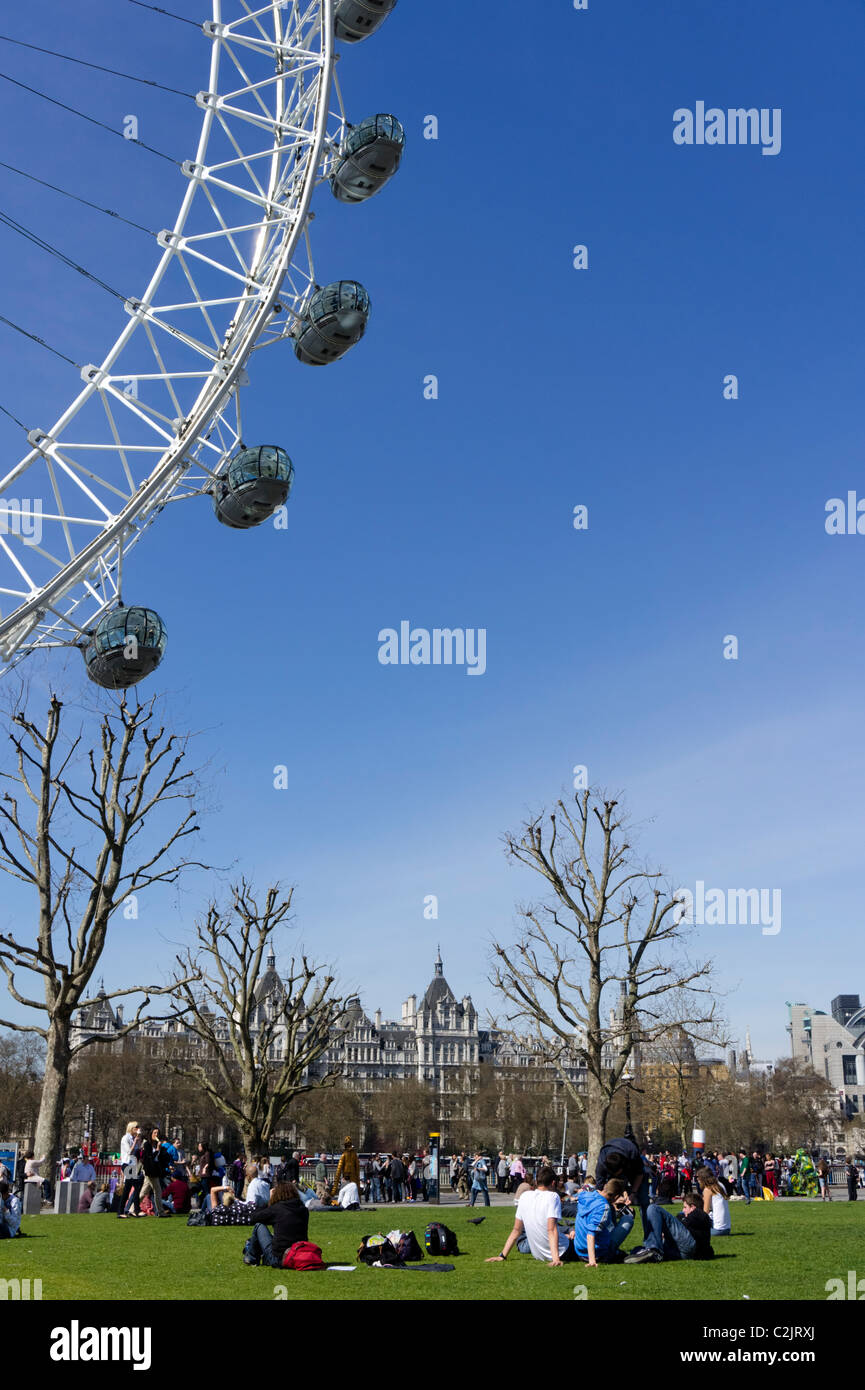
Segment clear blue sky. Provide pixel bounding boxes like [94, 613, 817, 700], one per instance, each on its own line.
[0, 0, 863, 1064]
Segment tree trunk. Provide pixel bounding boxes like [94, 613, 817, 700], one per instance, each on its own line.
[34, 1016, 72, 1173]
[585, 1076, 611, 1174]
[243, 1131, 266, 1162]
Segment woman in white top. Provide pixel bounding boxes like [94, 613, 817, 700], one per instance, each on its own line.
[23, 1151, 46, 1182]
[23, 1151, 49, 1202]
[119, 1122, 139, 1168]
[117, 1122, 144, 1218]
[697, 1167, 731, 1235]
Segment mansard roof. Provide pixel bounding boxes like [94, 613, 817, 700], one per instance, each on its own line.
[77, 981, 119, 1031]
[341, 995, 372, 1028]
[421, 949, 457, 1011]
[253, 949, 284, 1006]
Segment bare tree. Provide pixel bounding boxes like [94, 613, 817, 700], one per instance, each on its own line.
[0, 1029, 43, 1145]
[635, 988, 731, 1150]
[0, 695, 205, 1168]
[291, 1083, 365, 1154]
[490, 788, 717, 1170]
[166, 881, 349, 1159]
[367, 1078, 437, 1154]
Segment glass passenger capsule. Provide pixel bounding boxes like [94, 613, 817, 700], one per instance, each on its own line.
[212, 445, 294, 529]
[334, 0, 398, 43]
[83, 606, 167, 689]
[293, 281, 371, 366]
[331, 114, 405, 204]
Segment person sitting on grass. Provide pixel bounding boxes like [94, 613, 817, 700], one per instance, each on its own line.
[486, 1166, 571, 1266]
[485, 1167, 633, 1268]
[164, 1167, 191, 1215]
[0, 1182, 22, 1238]
[77, 1180, 96, 1213]
[242, 1181, 309, 1267]
[624, 1188, 714, 1263]
[243, 1164, 272, 1208]
[557, 1170, 598, 1219]
[570, 1178, 634, 1266]
[336, 1179, 360, 1210]
[89, 1181, 113, 1214]
[695, 1166, 731, 1236]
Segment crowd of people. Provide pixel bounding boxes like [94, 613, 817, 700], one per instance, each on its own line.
[1, 1126, 861, 1248]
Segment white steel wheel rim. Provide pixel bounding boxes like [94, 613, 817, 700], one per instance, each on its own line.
[0, 0, 338, 669]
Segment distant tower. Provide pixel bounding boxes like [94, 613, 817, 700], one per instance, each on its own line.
[745, 1027, 753, 1064]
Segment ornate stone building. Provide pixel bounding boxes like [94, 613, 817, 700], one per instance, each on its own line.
[315, 951, 480, 1089]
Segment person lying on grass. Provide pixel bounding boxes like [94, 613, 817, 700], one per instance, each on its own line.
[209, 1190, 261, 1226]
[485, 1167, 634, 1267]
[624, 1189, 714, 1263]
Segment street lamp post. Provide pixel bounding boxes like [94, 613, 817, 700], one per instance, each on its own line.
[622, 1071, 635, 1141]
[428, 1133, 440, 1206]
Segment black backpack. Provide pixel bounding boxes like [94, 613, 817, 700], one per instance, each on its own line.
[424, 1221, 459, 1256]
[393, 1230, 424, 1262]
[357, 1233, 399, 1265]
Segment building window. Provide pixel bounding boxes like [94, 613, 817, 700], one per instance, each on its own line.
[843, 1055, 859, 1086]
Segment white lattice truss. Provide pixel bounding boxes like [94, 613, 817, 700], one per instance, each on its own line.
[0, 0, 351, 669]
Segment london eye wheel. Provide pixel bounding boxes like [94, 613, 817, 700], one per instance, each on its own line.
[0, 0, 402, 687]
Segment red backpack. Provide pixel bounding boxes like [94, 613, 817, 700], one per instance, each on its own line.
[281, 1240, 326, 1271]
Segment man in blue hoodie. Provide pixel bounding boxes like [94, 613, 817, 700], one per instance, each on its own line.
[572, 1179, 635, 1266]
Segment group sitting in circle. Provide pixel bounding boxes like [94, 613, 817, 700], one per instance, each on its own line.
[487, 1144, 732, 1270]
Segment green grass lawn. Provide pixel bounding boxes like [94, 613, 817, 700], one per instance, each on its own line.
[5, 1202, 863, 1301]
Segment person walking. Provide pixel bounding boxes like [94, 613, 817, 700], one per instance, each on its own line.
[847, 1158, 859, 1201]
[389, 1152, 405, 1204]
[763, 1153, 778, 1196]
[469, 1151, 491, 1207]
[335, 1138, 360, 1191]
[140, 1127, 171, 1216]
[497, 1151, 509, 1194]
[750, 1151, 764, 1199]
[117, 1123, 144, 1218]
[314, 1153, 329, 1201]
[737, 1151, 751, 1205]
[508, 1154, 526, 1194]
[817, 1157, 831, 1202]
